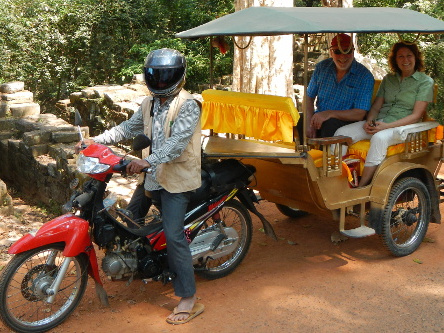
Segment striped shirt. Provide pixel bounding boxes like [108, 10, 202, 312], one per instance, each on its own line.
[93, 95, 200, 191]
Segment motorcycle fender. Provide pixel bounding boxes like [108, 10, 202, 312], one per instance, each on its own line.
[236, 189, 277, 240]
[9, 214, 92, 257]
[9, 213, 104, 284]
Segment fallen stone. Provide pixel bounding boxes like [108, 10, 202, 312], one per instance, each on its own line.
[23, 130, 52, 146]
[2, 90, 34, 103]
[0, 81, 24, 94]
[11, 103, 41, 118]
[52, 131, 79, 143]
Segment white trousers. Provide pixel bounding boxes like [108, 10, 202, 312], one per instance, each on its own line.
[334, 120, 402, 167]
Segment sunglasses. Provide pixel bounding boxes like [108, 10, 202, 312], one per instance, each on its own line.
[332, 48, 354, 55]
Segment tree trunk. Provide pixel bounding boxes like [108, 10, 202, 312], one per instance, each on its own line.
[232, 0, 294, 99]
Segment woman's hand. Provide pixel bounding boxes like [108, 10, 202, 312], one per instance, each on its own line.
[364, 120, 389, 135]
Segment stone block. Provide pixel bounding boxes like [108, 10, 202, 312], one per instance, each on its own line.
[30, 144, 49, 157]
[55, 99, 71, 112]
[2, 91, 33, 103]
[125, 83, 150, 95]
[15, 118, 40, 132]
[0, 81, 24, 94]
[93, 85, 123, 98]
[23, 130, 51, 146]
[7, 139, 20, 150]
[0, 118, 17, 131]
[48, 143, 75, 160]
[11, 103, 40, 118]
[114, 102, 139, 115]
[0, 101, 10, 117]
[69, 92, 83, 104]
[132, 74, 145, 85]
[104, 88, 145, 105]
[47, 162, 58, 177]
[0, 131, 16, 140]
[51, 131, 79, 143]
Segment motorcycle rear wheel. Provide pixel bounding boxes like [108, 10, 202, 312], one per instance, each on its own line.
[0, 243, 88, 333]
[196, 199, 252, 280]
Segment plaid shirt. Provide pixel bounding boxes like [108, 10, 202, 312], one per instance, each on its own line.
[307, 58, 374, 113]
[93, 95, 200, 191]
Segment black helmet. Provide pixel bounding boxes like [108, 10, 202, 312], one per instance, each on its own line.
[143, 48, 186, 98]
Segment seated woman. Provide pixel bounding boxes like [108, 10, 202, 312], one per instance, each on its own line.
[334, 41, 434, 187]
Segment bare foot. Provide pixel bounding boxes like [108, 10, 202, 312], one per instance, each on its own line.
[167, 295, 196, 322]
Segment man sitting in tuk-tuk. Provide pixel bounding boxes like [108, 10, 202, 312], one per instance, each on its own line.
[305, 33, 374, 138]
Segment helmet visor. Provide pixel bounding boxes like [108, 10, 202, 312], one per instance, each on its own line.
[144, 67, 185, 91]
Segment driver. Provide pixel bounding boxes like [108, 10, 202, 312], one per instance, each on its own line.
[75, 48, 204, 325]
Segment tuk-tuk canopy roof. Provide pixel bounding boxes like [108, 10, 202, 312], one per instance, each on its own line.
[176, 7, 444, 38]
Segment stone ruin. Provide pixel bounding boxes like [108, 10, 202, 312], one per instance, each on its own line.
[0, 77, 152, 214]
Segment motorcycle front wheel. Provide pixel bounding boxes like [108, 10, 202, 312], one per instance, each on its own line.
[0, 243, 88, 333]
[196, 199, 252, 280]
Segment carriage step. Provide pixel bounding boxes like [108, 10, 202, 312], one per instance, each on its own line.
[341, 226, 375, 238]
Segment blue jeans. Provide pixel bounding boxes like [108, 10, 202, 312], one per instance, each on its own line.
[150, 189, 196, 298]
[126, 184, 152, 220]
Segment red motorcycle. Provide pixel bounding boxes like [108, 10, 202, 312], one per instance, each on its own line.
[0, 133, 275, 333]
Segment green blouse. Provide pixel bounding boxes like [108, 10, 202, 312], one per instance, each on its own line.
[376, 71, 434, 123]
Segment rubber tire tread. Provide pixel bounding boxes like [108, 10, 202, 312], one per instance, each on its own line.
[0, 244, 89, 333]
[196, 199, 252, 280]
[380, 177, 431, 257]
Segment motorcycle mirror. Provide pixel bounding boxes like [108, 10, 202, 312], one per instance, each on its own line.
[74, 110, 85, 146]
[132, 134, 151, 151]
[74, 111, 83, 127]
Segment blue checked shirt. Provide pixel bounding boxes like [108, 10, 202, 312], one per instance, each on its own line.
[307, 58, 374, 113]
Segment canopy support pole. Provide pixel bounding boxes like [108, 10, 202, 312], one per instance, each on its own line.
[302, 33, 309, 148]
[209, 37, 214, 89]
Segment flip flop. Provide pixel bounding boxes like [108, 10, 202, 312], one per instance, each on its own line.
[166, 303, 205, 325]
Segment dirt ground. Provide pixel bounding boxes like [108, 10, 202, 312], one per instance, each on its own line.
[1, 196, 444, 333]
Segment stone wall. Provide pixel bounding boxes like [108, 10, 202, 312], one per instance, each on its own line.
[0, 79, 150, 210]
[55, 74, 150, 138]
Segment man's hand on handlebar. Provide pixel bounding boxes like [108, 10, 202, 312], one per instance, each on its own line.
[127, 159, 151, 175]
[75, 139, 96, 154]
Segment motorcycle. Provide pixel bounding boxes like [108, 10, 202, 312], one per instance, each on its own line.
[0, 125, 276, 333]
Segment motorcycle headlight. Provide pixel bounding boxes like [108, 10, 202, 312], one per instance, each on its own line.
[77, 154, 110, 174]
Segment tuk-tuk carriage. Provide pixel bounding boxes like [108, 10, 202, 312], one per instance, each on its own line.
[176, 7, 444, 257]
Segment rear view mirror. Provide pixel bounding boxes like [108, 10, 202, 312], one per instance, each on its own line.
[74, 110, 85, 143]
[132, 134, 151, 151]
[74, 111, 83, 127]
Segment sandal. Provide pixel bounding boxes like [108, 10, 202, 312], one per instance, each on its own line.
[166, 303, 205, 325]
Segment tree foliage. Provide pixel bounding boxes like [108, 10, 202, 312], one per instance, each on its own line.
[0, 0, 233, 110]
[355, 0, 444, 122]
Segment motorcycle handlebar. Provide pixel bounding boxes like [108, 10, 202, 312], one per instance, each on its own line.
[113, 160, 130, 173]
[73, 191, 94, 208]
[113, 160, 151, 174]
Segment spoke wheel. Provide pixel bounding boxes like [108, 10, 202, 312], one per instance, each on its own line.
[380, 177, 431, 257]
[0, 244, 88, 333]
[275, 204, 308, 218]
[196, 199, 252, 280]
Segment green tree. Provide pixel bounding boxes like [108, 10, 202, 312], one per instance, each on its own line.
[0, 0, 234, 110]
[355, 0, 444, 122]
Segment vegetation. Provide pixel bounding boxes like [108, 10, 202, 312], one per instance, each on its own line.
[0, 0, 443, 120]
[0, 0, 234, 111]
[355, 0, 444, 122]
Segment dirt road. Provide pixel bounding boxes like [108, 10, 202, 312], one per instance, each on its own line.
[1, 199, 442, 333]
